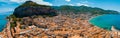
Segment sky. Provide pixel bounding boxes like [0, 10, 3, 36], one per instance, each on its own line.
[0, 0, 120, 13]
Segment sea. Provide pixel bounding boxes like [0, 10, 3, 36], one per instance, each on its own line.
[89, 14, 120, 30]
[0, 11, 13, 31]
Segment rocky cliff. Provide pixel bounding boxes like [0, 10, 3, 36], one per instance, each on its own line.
[13, 1, 57, 18]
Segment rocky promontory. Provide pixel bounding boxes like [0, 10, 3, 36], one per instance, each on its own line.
[13, 1, 58, 18]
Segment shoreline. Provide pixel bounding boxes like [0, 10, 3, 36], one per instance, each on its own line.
[88, 14, 120, 31]
[0, 14, 120, 38]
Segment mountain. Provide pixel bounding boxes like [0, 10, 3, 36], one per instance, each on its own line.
[52, 5, 119, 15]
[13, 1, 58, 18]
[12, 1, 119, 18]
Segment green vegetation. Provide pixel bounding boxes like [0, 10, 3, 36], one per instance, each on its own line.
[52, 5, 119, 15]
[10, 21, 16, 28]
[8, 15, 22, 28]
[13, 1, 58, 18]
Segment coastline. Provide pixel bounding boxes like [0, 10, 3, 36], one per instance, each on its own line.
[1, 15, 120, 37]
[88, 14, 120, 31]
[89, 14, 120, 36]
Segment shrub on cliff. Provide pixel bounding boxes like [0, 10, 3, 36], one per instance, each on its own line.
[13, 1, 58, 18]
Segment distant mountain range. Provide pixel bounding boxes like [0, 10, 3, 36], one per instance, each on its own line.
[11, 1, 120, 18]
[52, 5, 120, 15]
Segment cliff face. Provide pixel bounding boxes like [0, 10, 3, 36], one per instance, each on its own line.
[13, 1, 57, 18]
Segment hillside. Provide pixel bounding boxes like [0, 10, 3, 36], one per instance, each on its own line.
[52, 5, 119, 15]
[13, 1, 58, 18]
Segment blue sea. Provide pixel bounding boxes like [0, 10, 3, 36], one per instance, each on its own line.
[0, 11, 13, 31]
[89, 14, 120, 30]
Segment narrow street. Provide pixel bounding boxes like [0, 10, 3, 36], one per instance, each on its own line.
[5, 21, 13, 38]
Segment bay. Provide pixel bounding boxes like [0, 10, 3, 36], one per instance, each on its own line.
[89, 14, 120, 30]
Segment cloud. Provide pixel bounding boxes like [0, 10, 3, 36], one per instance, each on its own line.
[65, 0, 71, 2]
[31, 0, 52, 6]
[81, 1, 89, 3]
[9, 0, 52, 6]
[76, 3, 89, 6]
[10, 0, 27, 3]
[68, 4, 74, 6]
[0, 8, 14, 13]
